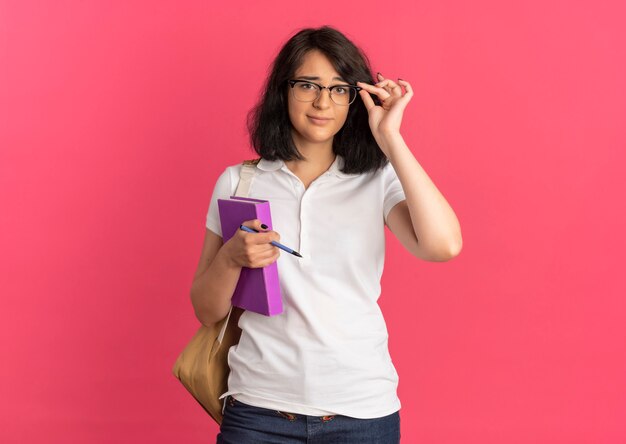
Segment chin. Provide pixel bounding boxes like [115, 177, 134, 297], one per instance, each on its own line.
[292, 124, 338, 143]
[308, 132, 336, 142]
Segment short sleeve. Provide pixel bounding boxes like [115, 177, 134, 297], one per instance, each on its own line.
[206, 167, 235, 237]
[383, 162, 407, 224]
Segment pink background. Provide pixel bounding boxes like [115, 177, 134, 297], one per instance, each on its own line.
[1, 1, 625, 443]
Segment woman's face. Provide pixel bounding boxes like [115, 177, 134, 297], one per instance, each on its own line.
[287, 50, 350, 150]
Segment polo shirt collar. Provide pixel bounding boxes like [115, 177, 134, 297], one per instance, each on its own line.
[257, 155, 357, 179]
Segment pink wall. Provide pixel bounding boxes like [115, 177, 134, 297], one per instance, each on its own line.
[1, 1, 625, 443]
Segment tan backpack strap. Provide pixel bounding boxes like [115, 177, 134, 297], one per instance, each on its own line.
[217, 159, 259, 342]
[217, 306, 234, 344]
[234, 158, 260, 198]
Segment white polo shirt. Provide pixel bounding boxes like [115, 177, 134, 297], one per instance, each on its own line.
[205, 154, 406, 418]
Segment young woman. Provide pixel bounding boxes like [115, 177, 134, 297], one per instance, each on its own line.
[191, 25, 462, 443]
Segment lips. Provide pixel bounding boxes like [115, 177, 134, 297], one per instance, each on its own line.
[308, 115, 333, 125]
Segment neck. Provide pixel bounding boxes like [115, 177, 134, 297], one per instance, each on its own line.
[289, 130, 336, 167]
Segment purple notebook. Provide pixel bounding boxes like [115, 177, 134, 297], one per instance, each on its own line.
[217, 196, 283, 316]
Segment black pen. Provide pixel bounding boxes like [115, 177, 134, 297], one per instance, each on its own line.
[239, 225, 303, 258]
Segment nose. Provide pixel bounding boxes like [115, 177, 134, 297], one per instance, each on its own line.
[313, 87, 332, 109]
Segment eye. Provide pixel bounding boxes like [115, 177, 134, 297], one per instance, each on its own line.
[333, 86, 349, 95]
[298, 82, 316, 90]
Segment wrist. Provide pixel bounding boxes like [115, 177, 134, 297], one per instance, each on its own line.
[217, 241, 239, 270]
[379, 131, 403, 147]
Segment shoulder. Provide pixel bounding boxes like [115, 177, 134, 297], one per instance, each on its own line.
[224, 158, 261, 173]
[381, 160, 396, 174]
[216, 158, 262, 190]
[242, 158, 261, 166]
[220, 157, 259, 175]
[380, 160, 401, 181]
[361, 160, 397, 186]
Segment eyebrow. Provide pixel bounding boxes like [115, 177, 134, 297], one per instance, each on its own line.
[296, 75, 347, 82]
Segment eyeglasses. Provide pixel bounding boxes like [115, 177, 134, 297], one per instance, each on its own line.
[287, 79, 362, 106]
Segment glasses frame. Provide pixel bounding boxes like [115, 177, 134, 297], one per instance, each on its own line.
[287, 79, 363, 106]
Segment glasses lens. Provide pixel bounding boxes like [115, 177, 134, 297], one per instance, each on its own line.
[293, 82, 320, 102]
[330, 86, 355, 105]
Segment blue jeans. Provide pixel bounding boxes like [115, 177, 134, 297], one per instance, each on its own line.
[216, 395, 401, 443]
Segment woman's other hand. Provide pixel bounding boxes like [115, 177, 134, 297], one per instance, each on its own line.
[223, 219, 281, 268]
[356, 73, 413, 156]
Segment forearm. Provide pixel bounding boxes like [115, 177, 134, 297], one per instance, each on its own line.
[190, 247, 242, 326]
[381, 132, 463, 256]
